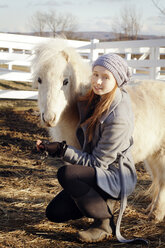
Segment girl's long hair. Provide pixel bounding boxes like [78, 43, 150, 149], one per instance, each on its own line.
[79, 83, 118, 142]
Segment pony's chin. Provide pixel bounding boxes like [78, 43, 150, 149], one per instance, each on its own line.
[46, 120, 58, 127]
[46, 123, 56, 127]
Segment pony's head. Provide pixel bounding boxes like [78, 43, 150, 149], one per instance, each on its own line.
[32, 39, 91, 127]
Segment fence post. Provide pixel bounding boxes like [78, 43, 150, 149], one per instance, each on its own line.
[133, 58, 137, 74]
[155, 47, 160, 80]
[125, 53, 137, 75]
[149, 47, 160, 80]
[89, 39, 99, 63]
[8, 47, 13, 70]
[125, 53, 131, 60]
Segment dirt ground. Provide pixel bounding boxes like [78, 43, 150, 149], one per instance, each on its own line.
[0, 80, 165, 248]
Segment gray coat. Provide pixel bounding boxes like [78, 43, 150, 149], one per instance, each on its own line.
[63, 87, 137, 199]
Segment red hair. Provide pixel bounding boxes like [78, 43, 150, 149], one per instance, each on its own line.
[79, 84, 118, 142]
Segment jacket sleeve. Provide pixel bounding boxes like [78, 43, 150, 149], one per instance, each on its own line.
[63, 116, 131, 169]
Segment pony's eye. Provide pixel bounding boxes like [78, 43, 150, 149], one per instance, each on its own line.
[38, 77, 42, 84]
[63, 78, 69, 86]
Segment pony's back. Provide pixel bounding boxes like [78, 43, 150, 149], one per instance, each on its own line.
[127, 80, 165, 163]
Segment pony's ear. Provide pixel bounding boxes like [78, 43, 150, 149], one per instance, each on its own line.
[61, 50, 69, 62]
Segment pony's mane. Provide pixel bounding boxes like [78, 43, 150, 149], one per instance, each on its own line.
[32, 38, 68, 84]
[32, 38, 91, 92]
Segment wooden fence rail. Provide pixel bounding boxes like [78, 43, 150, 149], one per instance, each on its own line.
[79, 38, 165, 81]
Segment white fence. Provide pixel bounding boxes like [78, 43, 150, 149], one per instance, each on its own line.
[0, 32, 165, 100]
[0, 32, 90, 83]
[86, 39, 165, 81]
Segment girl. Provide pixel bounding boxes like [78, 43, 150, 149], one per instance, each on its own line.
[37, 53, 144, 244]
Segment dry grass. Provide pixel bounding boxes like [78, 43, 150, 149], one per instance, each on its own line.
[0, 80, 165, 248]
[0, 64, 30, 72]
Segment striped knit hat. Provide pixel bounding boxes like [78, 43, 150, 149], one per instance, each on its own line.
[92, 53, 132, 87]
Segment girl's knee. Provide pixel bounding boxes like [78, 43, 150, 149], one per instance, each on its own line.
[45, 202, 61, 223]
[45, 203, 54, 222]
[57, 165, 67, 182]
[57, 165, 73, 188]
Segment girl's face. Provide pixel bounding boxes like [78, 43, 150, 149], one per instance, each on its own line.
[91, 66, 117, 95]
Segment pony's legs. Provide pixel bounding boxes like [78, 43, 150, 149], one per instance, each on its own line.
[144, 160, 160, 215]
[153, 148, 165, 222]
[154, 183, 165, 222]
[146, 148, 165, 222]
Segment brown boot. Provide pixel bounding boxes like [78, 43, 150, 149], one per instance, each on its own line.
[77, 218, 112, 243]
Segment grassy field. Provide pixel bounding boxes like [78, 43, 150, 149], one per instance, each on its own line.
[0, 80, 165, 248]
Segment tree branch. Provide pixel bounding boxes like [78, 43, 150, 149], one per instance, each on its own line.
[152, 0, 165, 15]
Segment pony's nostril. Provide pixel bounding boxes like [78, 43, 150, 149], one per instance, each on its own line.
[42, 113, 45, 122]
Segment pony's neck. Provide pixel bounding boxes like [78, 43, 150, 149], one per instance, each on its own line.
[61, 100, 79, 124]
[57, 100, 80, 148]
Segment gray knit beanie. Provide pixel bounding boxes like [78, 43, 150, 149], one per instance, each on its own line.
[92, 53, 132, 87]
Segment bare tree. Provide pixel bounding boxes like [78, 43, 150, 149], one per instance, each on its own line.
[112, 5, 142, 40]
[46, 11, 62, 37]
[152, 0, 165, 15]
[59, 13, 78, 39]
[30, 11, 47, 36]
[29, 10, 78, 38]
[46, 11, 78, 38]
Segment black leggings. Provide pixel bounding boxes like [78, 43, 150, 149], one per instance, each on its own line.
[46, 164, 110, 223]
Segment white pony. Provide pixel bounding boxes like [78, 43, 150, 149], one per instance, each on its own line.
[32, 39, 165, 222]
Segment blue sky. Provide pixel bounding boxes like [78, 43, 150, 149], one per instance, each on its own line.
[0, 0, 165, 36]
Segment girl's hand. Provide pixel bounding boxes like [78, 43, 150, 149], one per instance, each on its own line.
[36, 139, 46, 152]
[36, 140, 67, 157]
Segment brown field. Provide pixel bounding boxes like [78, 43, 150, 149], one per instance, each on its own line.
[0, 80, 165, 248]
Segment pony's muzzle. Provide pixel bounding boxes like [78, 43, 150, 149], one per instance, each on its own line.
[42, 113, 56, 127]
